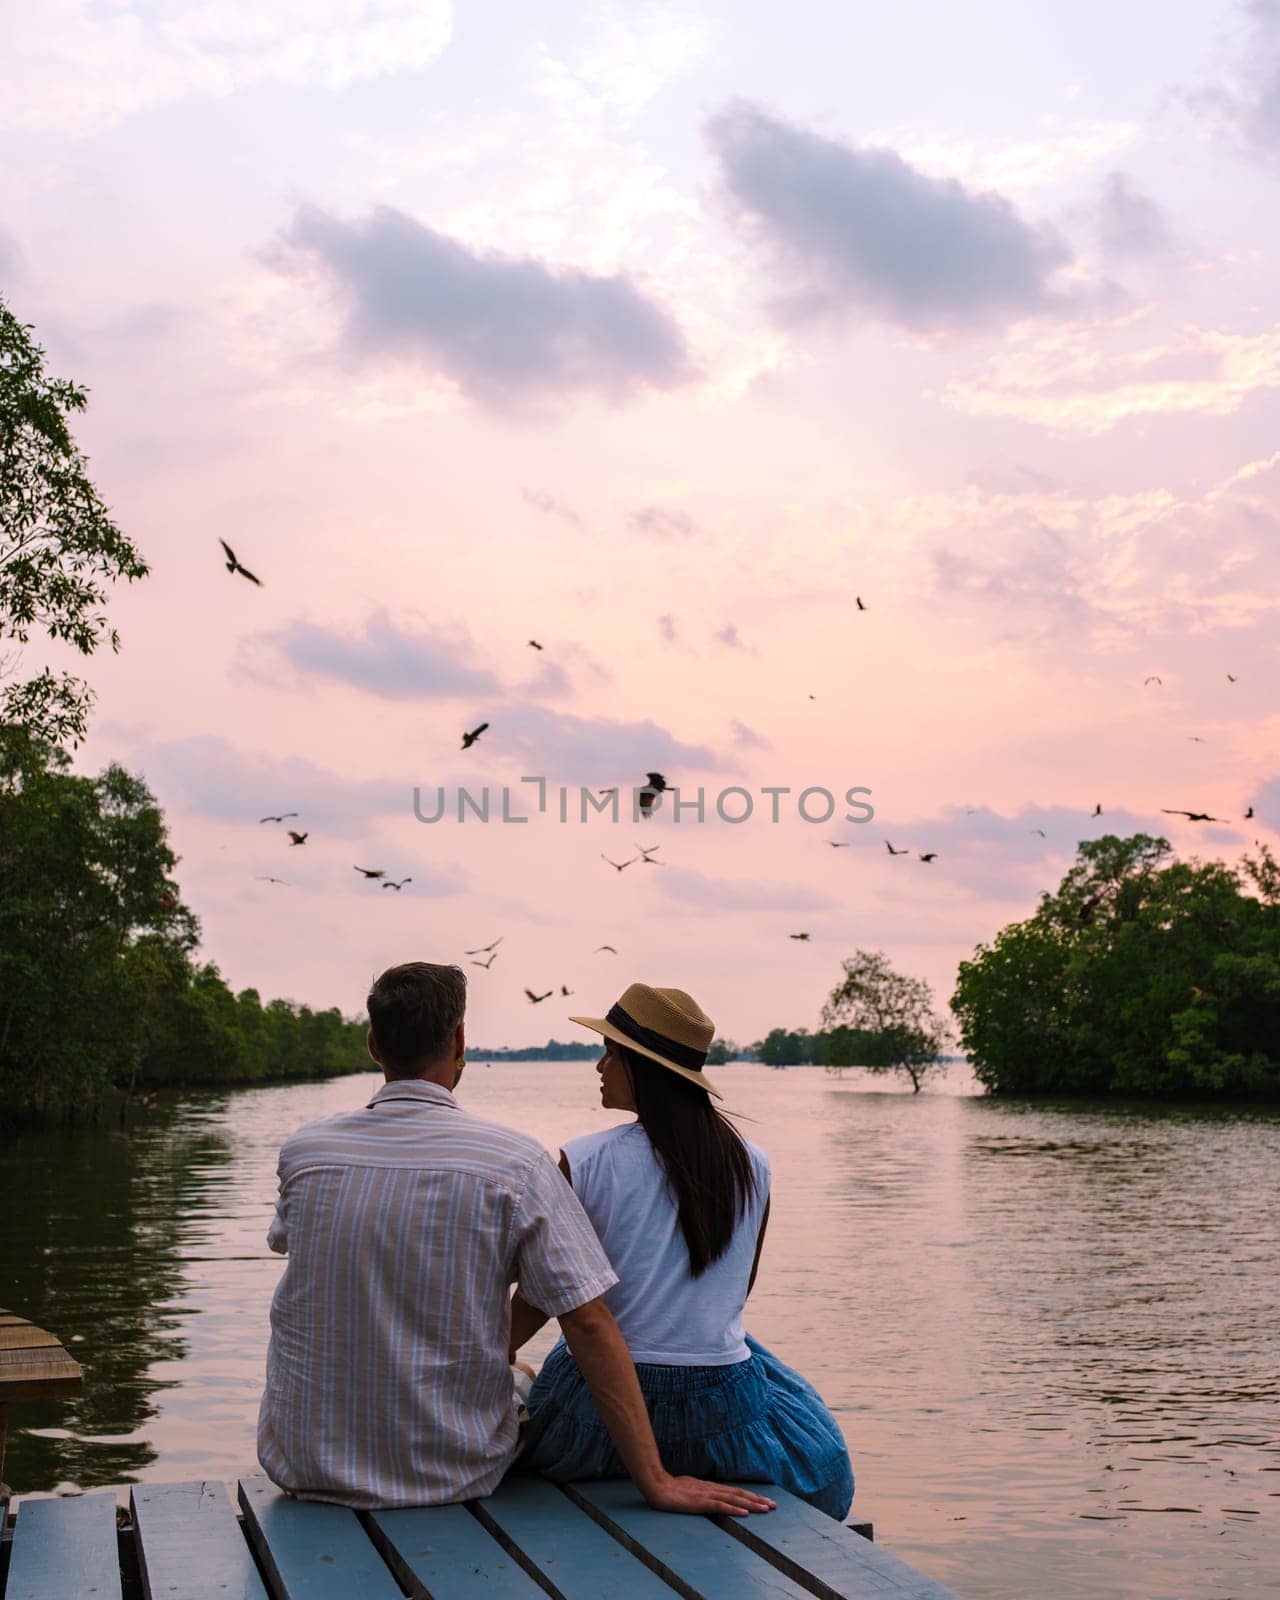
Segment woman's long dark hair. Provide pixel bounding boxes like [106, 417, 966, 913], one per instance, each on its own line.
[620, 1043, 757, 1277]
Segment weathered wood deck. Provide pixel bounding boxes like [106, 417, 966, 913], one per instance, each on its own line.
[0, 1474, 964, 1599]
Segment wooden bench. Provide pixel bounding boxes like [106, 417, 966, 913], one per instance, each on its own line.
[0, 1308, 83, 1494]
[0, 1474, 964, 1599]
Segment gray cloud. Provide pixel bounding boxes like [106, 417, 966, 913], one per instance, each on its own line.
[628, 505, 700, 539]
[658, 867, 837, 913]
[657, 614, 679, 644]
[134, 736, 408, 836]
[0, 226, 22, 283]
[1252, 776, 1280, 830]
[706, 101, 1077, 333]
[1094, 172, 1174, 260]
[490, 705, 723, 784]
[714, 622, 750, 651]
[1190, 1, 1280, 171]
[277, 204, 692, 410]
[251, 610, 501, 701]
[730, 719, 770, 749]
[523, 488, 583, 527]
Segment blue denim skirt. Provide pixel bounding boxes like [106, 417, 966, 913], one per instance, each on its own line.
[519, 1334, 854, 1520]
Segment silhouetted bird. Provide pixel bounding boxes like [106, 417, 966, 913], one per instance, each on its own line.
[219, 539, 261, 585]
[885, 841, 908, 855]
[1031, 828, 1046, 837]
[525, 988, 552, 1004]
[1160, 809, 1223, 822]
[635, 842, 662, 864]
[919, 852, 938, 863]
[1144, 676, 1162, 686]
[1092, 804, 1102, 817]
[560, 985, 573, 997]
[528, 640, 543, 650]
[471, 953, 498, 969]
[598, 788, 618, 797]
[461, 723, 489, 750]
[1186, 736, 1207, 744]
[465, 938, 503, 955]
[255, 876, 289, 885]
[595, 945, 618, 954]
[259, 812, 298, 824]
[601, 853, 635, 873]
[382, 878, 412, 891]
[856, 596, 866, 611]
[287, 830, 308, 846]
[1245, 806, 1255, 820]
[789, 932, 811, 941]
[1078, 894, 1101, 923]
[354, 866, 385, 879]
[1227, 673, 1237, 682]
[638, 772, 668, 816]
[827, 841, 851, 848]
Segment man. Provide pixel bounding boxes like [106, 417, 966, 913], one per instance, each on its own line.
[257, 961, 773, 1517]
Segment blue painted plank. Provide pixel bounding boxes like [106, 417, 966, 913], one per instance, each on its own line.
[237, 1477, 401, 1600]
[714, 1486, 964, 1600]
[131, 1481, 267, 1600]
[569, 1480, 812, 1600]
[367, 1500, 548, 1600]
[6, 1491, 121, 1600]
[473, 1476, 677, 1600]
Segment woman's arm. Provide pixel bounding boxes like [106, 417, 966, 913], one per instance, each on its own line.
[747, 1195, 771, 1297]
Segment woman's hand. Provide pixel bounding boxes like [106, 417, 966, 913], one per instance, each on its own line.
[640, 1473, 776, 1517]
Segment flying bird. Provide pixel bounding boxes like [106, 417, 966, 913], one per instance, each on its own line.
[259, 812, 298, 824]
[827, 841, 851, 848]
[471, 953, 498, 970]
[1186, 736, 1208, 744]
[287, 830, 308, 846]
[1227, 673, 1237, 683]
[595, 945, 618, 954]
[528, 639, 543, 650]
[856, 596, 866, 611]
[1160, 809, 1223, 822]
[1031, 828, 1046, 837]
[461, 723, 489, 750]
[560, 986, 573, 997]
[465, 937, 503, 955]
[354, 866, 386, 879]
[919, 852, 938, 863]
[382, 878, 412, 891]
[525, 988, 552, 1004]
[638, 772, 668, 816]
[885, 841, 908, 856]
[1092, 804, 1102, 817]
[1245, 806, 1255, 820]
[789, 932, 811, 941]
[219, 539, 261, 585]
[1143, 676, 1162, 686]
[635, 842, 663, 864]
[255, 876, 289, 885]
[601, 853, 636, 873]
[598, 787, 618, 797]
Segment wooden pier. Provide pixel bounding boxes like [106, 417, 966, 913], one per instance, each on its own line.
[0, 1473, 964, 1599]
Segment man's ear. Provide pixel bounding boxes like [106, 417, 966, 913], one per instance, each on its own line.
[453, 1019, 466, 1061]
[366, 1027, 381, 1065]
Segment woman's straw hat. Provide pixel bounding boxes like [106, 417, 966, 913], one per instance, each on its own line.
[570, 982, 721, 1098]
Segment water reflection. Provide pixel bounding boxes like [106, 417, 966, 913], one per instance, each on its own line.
[1, 1067, 1277, 1599]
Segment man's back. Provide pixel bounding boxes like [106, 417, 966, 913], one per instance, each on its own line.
[257, 1078, 616, 1508]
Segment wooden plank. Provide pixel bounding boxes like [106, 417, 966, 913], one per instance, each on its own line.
[237, 1477, 402, 1600]
[0, 1327, 62, 1352]
[473, 1475, 679, 1600]
[6, 1491, 122, 1600]
[568, 1480, 813, 1600]
[714, 1486, 963, 1600]
[131, 1481, 268, 1600]
[367, 1500, 549, 1600]
[0, 1344, 84, 1402]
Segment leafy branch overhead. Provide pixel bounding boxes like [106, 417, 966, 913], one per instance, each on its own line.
[0, 296, 148, 746]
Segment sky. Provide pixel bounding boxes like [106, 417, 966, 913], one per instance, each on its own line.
[3, 0, 1279, 1048]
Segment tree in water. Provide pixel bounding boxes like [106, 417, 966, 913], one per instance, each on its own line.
[821, 950, 948, 1092]
[1, 295, 148, 746]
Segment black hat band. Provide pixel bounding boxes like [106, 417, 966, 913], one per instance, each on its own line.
[605, 1003, 707, 1071]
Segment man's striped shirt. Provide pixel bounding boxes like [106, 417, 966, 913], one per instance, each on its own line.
[257, 1078, 617, 1508]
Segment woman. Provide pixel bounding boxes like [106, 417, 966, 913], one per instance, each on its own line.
[510, 982, 854, 1519]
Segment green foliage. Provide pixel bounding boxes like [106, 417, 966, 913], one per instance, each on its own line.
[0, 728, 365, 1123]
[821, 948, 949, 1091]
[752, 1027, 819, 1066]
[1, 296, 148, 747]
[951, 833, 1280, 1100]
[705, 1036, 739, 1064]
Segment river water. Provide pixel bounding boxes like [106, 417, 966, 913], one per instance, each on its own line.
[2, 1063, 1277, 1599]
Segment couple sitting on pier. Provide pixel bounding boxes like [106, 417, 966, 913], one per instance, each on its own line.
[257, 963, 854, 1521]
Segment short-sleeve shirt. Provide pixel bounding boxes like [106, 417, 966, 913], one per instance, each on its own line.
[563, 1121, 771, 1365]
[257, 1079, 618, 1508]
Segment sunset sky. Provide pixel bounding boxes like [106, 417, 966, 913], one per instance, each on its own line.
[4, 0, 1279, 1048]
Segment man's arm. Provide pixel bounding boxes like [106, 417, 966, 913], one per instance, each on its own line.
[559, 1297, 774, 1517]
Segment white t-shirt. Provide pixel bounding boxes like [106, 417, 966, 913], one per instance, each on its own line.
[562, 1121, 771, 1366]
